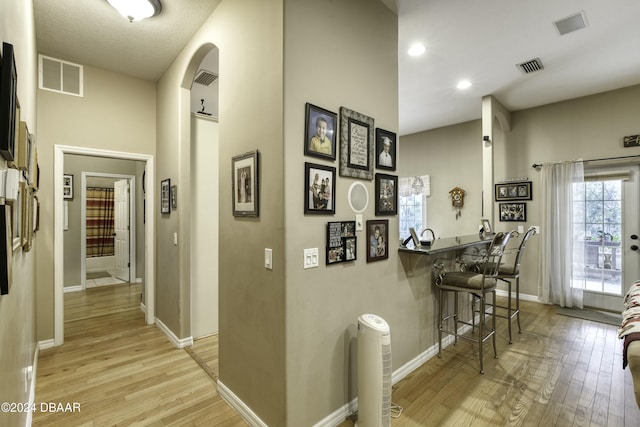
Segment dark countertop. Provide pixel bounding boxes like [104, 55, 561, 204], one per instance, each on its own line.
[398, 233, 492, 255]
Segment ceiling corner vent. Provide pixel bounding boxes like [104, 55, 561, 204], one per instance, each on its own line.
[194, 69, 218, 86]
[517, 58, 544, 75]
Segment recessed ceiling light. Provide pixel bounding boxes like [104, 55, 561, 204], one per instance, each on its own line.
[408, 44, 426, 57]
[457, 80, 472, 90]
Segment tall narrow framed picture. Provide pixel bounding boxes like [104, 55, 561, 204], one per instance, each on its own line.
[160, 178, 171, 214]
[63, 174, 74, 199]
[375, 128, 396, 171]
[304, 103, 337, 161]
[375, 173, 397, 215]
[367, 219, 389, 262]
[232, 150, 259, 217]
[0, 42, 18, 161]
[305, 162, 336, 215]
[0, 205, 11, 295]
[339, 107, 374, 180]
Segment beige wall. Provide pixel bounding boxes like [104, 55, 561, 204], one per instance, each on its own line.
[155, 0, 285, 424]
[37, 64, 156, 341]
[283, 1, 400, 424]
[401, 84, 640, 299]
[62, 155, 144, 287]
[0, 1, 38, 426]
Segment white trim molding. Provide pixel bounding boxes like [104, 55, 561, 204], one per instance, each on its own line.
[217, 381, 268, 427]
[155, 318, 193, 349]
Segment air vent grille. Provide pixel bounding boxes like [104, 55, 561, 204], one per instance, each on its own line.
[517, 58, 544, 75]
[194, 69, 218, 86]
[39, 55, 83, 97]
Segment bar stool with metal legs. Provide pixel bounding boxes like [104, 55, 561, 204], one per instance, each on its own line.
[495, 226, 537, 343]
[433, 231, 512, 374]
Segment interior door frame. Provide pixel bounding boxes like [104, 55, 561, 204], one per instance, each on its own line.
[54, 145, 155, 346]
[80, 172, 136, 289]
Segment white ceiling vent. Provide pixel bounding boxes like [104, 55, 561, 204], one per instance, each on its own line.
[194, 69, 218, 86]
[554, 11, 587, 36]
[38, 54, 83, 97]
[517, 58, 544, 75]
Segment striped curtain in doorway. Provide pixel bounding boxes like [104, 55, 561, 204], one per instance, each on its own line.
[86, 187, 115, 257]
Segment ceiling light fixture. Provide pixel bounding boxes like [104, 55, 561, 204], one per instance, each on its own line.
[456, 80, 472, 90]
[408, 43, 426, 57]
[107, 0, 162, 22]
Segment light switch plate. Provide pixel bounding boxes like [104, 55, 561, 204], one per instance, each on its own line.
[265, 248, 273, 270]
[355, 214, 363, 231]
[304, 248, 319, 269]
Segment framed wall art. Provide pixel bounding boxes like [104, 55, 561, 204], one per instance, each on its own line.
[0, 42, 18, 162]
[339, 106, 374, 180]
[326, 221, 356, 264]
[495, 181, 532, 201]
[160, 178, 171, 214]
[375, 128, 396, 171]
[304, 103, 337, 161]
[171, 185, 177, 210]
[305, 162, 335, 215]
[232, 150, 259, 217]
[499, 202, 526, 222]
[375, 173, 397, 215]
[63, 174, 74, 199]
[367, 219, 389, 262]
[0, 205, 11, 295]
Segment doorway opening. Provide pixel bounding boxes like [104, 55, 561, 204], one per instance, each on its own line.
[54, 145, 155, 346]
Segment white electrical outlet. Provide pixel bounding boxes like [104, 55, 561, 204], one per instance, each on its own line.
[304, 248, 319, 269]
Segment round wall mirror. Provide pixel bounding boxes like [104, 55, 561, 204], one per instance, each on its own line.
[348, 181, 369, 213]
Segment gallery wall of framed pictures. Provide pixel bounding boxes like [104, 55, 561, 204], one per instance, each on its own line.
[300, 101, 398, 266]
[495, 180, 532, 222]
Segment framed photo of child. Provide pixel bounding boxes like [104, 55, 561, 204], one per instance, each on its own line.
[367, 219, 389, 262]
[304, 103, 337, 161]
[375, 128, 396, 171]
[304, 162, 335, 215]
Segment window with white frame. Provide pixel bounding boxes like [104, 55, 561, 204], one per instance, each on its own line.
[399, 175, 430, 241]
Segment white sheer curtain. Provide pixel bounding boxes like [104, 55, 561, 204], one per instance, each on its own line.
[539, 160, 585, 308]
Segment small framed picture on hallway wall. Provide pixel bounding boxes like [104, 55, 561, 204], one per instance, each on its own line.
[160, 178, 170, 214]
[232, 150, 259, 217]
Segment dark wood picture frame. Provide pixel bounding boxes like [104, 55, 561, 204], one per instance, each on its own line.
[375, 173, 398, 216]
[171, 185, 177, 210]
[375, 128, 396, 171]
[304, 103, 337, 161]
[367, 219, 389, 262]
[305, 162, 336, 215]
[495, 181, 532, 201]
[232, 150, 259, 217]
[160, 178, 171, 214]
[339, 107, 374, 180]
[499, 202, 527, 222]
[326, 221, 357, 264]
[0, 42, 18, 161]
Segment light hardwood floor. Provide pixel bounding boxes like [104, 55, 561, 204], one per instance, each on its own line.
[34, 285, 639, 426]
[339, 299, 639, 427]
[33, 283, 246, 426]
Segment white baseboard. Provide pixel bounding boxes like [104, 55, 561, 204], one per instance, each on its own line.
[38, 339, 55, 350]
[140, 302, 146, 313]
[63, 285, 83, 293]
[154, 317, 193, 349]
[495, 289, 541, 303]
[25, 345, 39, 427]
[135, 277, 143, 283]
[217, 381, 268, 427]
[312, 397, 357, 427]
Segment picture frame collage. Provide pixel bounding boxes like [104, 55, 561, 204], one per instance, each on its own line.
[303, 102, 397, 264]
[495, 181, 532, 222]
[1, 42, 40, 295]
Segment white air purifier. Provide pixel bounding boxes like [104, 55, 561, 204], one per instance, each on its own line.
[357, 313, 392, 427]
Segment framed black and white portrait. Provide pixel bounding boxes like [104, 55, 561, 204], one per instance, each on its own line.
[375, 128, 396, 171]
[232, 150, 259, 217]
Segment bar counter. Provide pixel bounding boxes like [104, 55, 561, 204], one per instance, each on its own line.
[398, 233, 492, 256]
